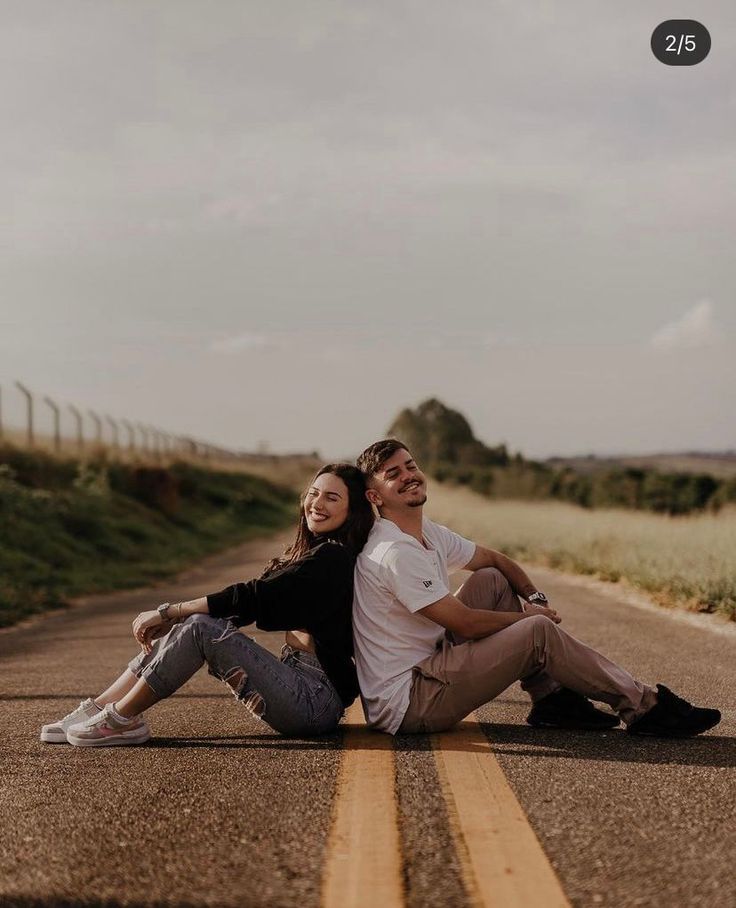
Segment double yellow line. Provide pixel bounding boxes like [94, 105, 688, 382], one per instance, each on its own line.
[322, 703, 570, 908]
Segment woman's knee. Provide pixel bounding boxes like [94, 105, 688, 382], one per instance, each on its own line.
[178, 614, 236, 651]
[185, 613, 227, 635]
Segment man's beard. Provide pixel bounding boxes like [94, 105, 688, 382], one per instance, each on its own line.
[406, 493, 427, 508]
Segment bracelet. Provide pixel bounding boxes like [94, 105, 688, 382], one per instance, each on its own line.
[176, 602, 183, 622]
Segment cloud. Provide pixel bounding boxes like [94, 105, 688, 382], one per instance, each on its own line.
[425, 331, 514, 350]
[650, 300, 720, 351]
[208, 333, 273, 354]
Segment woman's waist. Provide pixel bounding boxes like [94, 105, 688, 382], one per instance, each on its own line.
[281, 643, 357, 706]
[280, 643, 325, 671]
[285, 629, 315, 655]
[283, 626, 354, 663]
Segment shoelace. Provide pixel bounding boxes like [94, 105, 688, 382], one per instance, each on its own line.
[86, 710, 110, 727]
[61, 700, 89, 722]
[101, 706, 140, 728]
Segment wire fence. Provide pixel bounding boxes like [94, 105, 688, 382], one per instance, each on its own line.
[0, 378, 278, 470]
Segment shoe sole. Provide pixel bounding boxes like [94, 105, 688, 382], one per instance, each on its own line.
[67, 728, 151, 747]
[40, 730, 70, 743]
[627, 715, 721, 738]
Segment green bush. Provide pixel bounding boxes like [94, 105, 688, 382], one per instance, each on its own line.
[0, 448, 294, 627]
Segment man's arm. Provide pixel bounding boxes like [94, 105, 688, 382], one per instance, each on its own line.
[463, 545, 541, 601]
[418, 594, 560, 640]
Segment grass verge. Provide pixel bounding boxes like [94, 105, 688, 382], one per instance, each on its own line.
[426, 482, 736, 621]
[0, 446, 296, 627]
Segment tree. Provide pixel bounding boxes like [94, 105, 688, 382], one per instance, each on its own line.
[387, 398, 509, 467]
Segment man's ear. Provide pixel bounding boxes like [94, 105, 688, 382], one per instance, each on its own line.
[366, 488, 382, 507]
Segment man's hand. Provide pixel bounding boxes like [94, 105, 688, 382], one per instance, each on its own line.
[522, 601, 561, 624]
[132, 610, 173, 654]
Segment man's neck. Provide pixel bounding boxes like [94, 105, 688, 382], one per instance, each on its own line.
[379, 506, 424, 544]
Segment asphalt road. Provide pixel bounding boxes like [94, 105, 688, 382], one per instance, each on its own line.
[0, 531, 344, 908]
[1, 539, 734, 907]
[478, 568, 736, 908]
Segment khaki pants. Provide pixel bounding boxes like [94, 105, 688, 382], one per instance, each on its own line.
[399, 568, 657, 733]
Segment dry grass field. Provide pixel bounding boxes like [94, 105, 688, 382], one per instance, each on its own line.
[426, 482, 736, 621]
[236, 455, 322, 491]
[545, 452, 736, 479]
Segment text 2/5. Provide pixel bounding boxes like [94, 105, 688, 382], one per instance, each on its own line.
[651, 21, 711, 66]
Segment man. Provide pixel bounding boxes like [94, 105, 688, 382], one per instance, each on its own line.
[352, 438, 721, 738]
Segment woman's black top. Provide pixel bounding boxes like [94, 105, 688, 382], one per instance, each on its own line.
[206, 540, 359, 706]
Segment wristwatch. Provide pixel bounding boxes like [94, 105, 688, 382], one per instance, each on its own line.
[526, 591, 549, 606]
[157, 602, 172, 621]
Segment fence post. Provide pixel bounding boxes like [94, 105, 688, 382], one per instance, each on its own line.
[43, 396, 62, 454]
[181, 436, 195, 462]
[105, 415, 119, 454]
[144, 425, 158, 462]
[68, 405, 84, 454]
[137, 423, 149, 457]
[148, 426, 158, 459]
[15, 382, 34, 447]
[88, 410, 103, 451]
[121, 419, 136, 455]
[150, 426, 161, 463]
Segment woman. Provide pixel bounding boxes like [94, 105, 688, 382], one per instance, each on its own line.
[40, 463, 374, 746]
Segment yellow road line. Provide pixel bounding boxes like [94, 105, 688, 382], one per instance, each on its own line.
[433, 718, 571, 908]
[321, 702, 405, 908]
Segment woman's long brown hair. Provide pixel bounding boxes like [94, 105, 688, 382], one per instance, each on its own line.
[261, 463, 374, 577]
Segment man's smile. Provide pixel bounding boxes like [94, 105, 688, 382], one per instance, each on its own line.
[400, 481, 422, 493]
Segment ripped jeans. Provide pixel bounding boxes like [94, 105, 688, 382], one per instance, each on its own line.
[128, 614, 344, 737]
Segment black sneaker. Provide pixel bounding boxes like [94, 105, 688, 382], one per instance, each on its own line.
[527, 687, 620, 730]
[627, 684, 721, 738]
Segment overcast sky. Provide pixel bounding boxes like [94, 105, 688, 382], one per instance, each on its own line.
[1, 1, 735, 459]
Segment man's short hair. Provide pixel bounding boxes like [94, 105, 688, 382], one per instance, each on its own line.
[357, 438, 413, 477]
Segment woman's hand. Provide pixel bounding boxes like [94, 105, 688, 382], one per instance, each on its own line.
[132, 610, 173, 654]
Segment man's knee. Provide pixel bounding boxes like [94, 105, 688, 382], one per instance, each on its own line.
[461, 567, 509, 597]
[524, 613, 558, 646]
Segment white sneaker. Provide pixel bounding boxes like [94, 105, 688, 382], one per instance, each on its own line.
[67, 704, 151, 747]
[40, 698, 102, 743]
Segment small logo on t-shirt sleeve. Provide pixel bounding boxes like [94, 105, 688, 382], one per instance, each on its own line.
[422, 580, 433, 588]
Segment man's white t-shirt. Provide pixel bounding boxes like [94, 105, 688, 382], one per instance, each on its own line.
[352, 517, 476, 734]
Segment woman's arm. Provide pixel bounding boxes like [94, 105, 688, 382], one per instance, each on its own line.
[206, 542, 352, 632]
[132, 597, 209, 653]
[132, 542, 352, 650]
